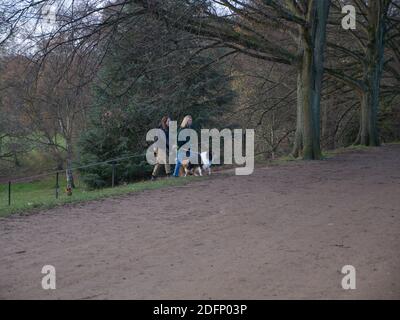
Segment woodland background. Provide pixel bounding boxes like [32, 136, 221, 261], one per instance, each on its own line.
[0, 0, 399, 188]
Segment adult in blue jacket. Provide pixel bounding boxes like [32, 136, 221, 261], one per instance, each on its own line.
[173, 115, 193, 177]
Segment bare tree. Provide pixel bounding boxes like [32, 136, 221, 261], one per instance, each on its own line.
[325, 0, 396, 146]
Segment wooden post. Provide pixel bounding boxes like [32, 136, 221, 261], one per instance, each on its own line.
[8, 181, 11, 206]
[56, 172, 59, 199]
[111, 162, 116, 188]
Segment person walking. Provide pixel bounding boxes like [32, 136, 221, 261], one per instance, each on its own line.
[151, 116, 171, 180]
[173, 115, 193, 177]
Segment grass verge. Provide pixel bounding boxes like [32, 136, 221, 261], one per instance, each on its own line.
[0, 175, 200, 217]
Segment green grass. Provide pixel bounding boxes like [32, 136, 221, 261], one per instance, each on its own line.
[0, 175, 200, 217]
[267, 154, 298, 166]
[323, 144, 375, 159]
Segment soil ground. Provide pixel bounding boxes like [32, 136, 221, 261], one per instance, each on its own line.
[1, 145, 399, 299]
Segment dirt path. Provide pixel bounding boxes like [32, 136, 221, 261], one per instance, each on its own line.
[1, 145, 400, 299]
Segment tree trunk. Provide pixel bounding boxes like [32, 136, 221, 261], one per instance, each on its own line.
[359, 89, 380, 146]
[292, 67, 304, 158]
[66, 143, 75, 189]
[357, 0, 387, 146]
[295, 0, 330, 160]
[300, 40, 318, 159]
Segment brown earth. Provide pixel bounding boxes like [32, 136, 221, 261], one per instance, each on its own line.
[1, 145, 399, 299]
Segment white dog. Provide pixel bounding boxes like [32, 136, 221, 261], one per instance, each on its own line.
[181, 151, 213, 176]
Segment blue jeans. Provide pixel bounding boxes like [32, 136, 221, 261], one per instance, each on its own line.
[173, 150, 187, 177]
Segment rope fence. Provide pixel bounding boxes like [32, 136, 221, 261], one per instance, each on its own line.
[1, 151, 148, 207]
[1, 147, 250, 208]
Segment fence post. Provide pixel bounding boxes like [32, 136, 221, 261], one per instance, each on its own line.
[56, 172, 59, 199]
[8, 181, 11, 206]
[111, 162, 116, 188]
